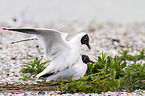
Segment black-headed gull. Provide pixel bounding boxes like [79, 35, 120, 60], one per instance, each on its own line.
[40, 55, 94, 82]
[3, 28, 91, 78]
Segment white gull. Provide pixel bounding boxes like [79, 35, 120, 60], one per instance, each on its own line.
[3, 28, 91, 78]
[40, 55, 94, 82]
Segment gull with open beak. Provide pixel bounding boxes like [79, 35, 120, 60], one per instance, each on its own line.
[3, 28, 91, 78]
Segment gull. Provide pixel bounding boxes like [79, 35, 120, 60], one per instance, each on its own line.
[3, 28, 91, 78]
[40, 55, 94, 82]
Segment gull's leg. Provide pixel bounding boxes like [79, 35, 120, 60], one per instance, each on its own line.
[11, 38, 38, 44]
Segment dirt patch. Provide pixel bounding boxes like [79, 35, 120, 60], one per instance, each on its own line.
[0, 83, 59, 93]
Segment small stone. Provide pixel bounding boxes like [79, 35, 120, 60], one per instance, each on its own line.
[38, 90, 45, 95]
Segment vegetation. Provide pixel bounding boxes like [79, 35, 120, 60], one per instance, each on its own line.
[58, 49, 145, 93]
[19, 49, 145, 93]
[19, 57, 48, 81]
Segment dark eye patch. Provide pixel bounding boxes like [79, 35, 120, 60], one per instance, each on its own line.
[82, 55, 90, 64]
[81, 34, 89, 44]
[82, 55, 94, 64]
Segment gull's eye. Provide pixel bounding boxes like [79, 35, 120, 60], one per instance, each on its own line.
[84, 38, 87, 41]
[84, 57, 87, 60]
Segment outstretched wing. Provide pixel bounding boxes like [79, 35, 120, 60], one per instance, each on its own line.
[3, 28, 70, 60]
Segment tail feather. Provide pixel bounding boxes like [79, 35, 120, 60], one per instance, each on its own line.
[46, 75, 58, 82]
[40, 73, 54, 78]
[36, 64, 55, 78]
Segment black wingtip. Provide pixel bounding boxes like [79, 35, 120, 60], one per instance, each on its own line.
[40, 73, 54, 78]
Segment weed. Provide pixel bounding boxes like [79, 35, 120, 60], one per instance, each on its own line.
[19, 49, 145, 93]
[58, 49, 145, 93]
[19, 57, 48, 80]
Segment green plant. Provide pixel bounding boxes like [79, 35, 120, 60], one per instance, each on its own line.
[18, 49, 145, 93]
[58, 48, 145, 93]
[19, 57, 48, 81]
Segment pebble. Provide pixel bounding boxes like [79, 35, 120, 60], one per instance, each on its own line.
[0, 21, 145, 95]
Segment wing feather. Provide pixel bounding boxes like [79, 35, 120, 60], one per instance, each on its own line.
[3, 28, 83, 75]
[46, 67, 77, 81]
[3, 28, 70, 60]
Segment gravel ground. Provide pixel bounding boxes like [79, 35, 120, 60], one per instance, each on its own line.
[0, 90, 145, 96]
[0, 21, 145, 95]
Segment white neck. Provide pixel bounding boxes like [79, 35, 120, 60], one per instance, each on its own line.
[69, 32, 87, 52]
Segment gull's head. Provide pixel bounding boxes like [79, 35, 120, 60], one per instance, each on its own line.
[81, 33, 91, 50]
[70, 32, 91, 50]
[82, 55, 94, 64]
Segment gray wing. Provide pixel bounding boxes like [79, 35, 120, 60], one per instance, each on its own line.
[46, 67, 77, 81]
[3, 28, 70, 60]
